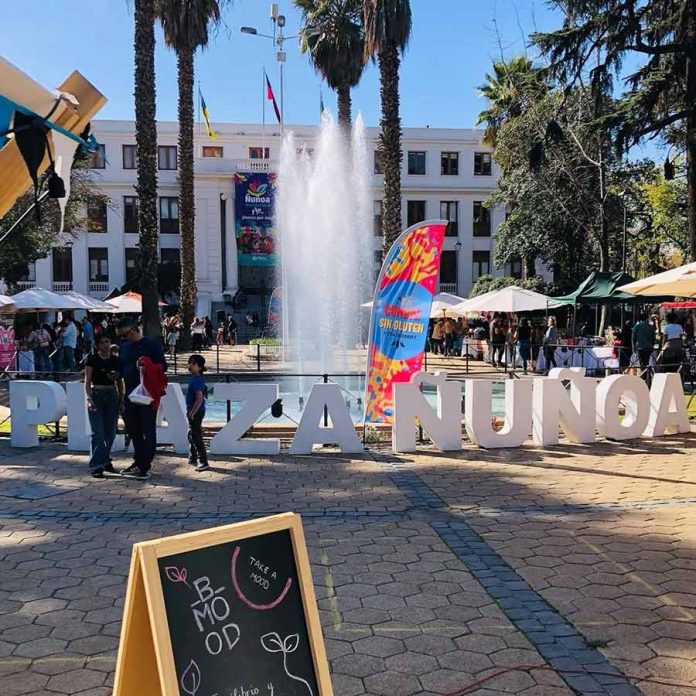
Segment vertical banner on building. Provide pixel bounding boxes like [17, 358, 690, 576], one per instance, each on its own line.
[364, 220, 447, 423]
[234, 172, 277, 266]
[0, 326, 16, 372]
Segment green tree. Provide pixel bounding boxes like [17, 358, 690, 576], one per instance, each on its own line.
[532, 0, 696, 261]
[296, 0, 366, 133]
[156, 0, 226, 347]
[469, 274, 549, 298]
[134, 0, 160, 337]
[363, 0, 412, 249]
[0, 152, 109, 288]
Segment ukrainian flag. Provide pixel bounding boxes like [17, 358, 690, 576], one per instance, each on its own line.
[200, 88, 217, 140]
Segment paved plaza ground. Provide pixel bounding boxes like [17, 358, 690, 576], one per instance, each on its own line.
[0, 432, 695, 696]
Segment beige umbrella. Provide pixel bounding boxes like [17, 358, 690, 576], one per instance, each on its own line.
[618, 262, 696, 298]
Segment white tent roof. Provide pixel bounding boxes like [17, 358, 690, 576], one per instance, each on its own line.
[10, 287, 85, 311]
[0, 294, 16, 312]
[101, 291, 167, 314]
[451, 286, 569, 314]
[618, 262, 696, 299]
[62, 291, 114, 311]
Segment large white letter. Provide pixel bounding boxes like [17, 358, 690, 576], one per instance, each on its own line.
[392, 372, 462, 453]
[156, 383, 190, 454]
[464, 379, 532, 448]
[290, 383, 361, 454]
[532, 369, 596, 445]
[10, 381, 66, 447]
[644, 373, 690, 436]
[210, 384, 280, 455]
[66, 382, 91, 451]
[596, 375, 650, 440]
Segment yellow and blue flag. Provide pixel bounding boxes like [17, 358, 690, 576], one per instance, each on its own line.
[199, 88, 217, 140]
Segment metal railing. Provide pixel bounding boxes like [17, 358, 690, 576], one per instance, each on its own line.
[88, 282, 109, 294]
[52, 282, 73, 292]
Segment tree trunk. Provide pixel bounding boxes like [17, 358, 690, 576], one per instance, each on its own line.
[177, 48, 196, 350]
[337, 84, 352, 135]
[379, 42, 403, 250]
[134, 0, 160, 339]
[524, 256, 536, 279]
[686, 7, 696, 261]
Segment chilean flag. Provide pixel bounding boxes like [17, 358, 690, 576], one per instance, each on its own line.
[264, 70, 282, 124]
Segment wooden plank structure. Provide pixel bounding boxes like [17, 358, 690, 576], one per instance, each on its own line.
[0, 58, 107, 218]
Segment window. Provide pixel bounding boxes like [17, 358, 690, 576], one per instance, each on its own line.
[159, 196, 179, 234]
[125, 248, 139, 283]
[19, 262, 36, 283]
[52, 247, 73, 283]
[202, 146, 223, 158]
[408, 151, 426, 175]
[123, 196, 138, 234]
[474, 152, 492, 176]
[89, 144, 106, 169]
[473, 201, 491, 237]
[440, 250, 457, 285]
[440, 201, 458, 237]
[407, 200, 426, 227]
[373, 150, 383, 175]
[441, 152, 459, 176]
[374, 249, 383, 281]
[508, 259, 523, 279]
[161, 248, 180, 265]
[248, 147, 270, 160]
[87, 200, 107, 232]
[122, 145, 137, 170]
[473, 250, 490, 280]
[88, 248, 109, 282]
[158, 145, 177, 170]
[373, 200, 383, 236]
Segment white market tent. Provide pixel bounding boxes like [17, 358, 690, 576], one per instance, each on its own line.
[102, 291, 167, 314]
[451, 286, 571, 314]
[618, 262, 696, 299]
[62, 291, 114, 311]
[10, 287, 85, 311]
[0, 294, 16, 312]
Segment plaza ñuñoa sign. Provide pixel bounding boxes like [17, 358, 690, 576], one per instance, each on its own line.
[7, 369, 690, 454]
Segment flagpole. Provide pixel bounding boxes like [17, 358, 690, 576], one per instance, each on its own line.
[262, 67, 266, 159]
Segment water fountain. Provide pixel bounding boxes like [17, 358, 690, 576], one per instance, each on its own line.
[276, 114, 372, 377]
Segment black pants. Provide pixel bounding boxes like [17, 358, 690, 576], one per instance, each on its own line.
[188, 412, 207, 463]
[123, 401, 157, 472]
[637, 348, 653, 382]
[492, 342, 505, 365]
[544, 345, 557, 369]
[192, 333, 202, 351]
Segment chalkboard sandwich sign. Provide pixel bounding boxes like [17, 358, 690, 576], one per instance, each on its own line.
[113, 512, 333, 696]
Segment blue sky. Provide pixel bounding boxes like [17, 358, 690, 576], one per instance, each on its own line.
[1, 0, 563, 128]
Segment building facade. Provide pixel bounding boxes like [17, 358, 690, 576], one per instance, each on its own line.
[13, 119, 516, 318]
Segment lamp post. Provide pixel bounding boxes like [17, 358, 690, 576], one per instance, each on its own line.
[620, 190, 629, 273]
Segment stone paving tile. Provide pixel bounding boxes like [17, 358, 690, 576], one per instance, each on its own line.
[0, 435, 695, 694]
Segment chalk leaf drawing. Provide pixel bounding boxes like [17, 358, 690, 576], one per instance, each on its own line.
[231, 546, 292, 611]
[165, 566, 191, 589]
[260, 632, 313, 696]
[180, 659, 201, 696]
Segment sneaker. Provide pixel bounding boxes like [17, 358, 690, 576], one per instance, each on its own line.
[195, 462, 210, 472]
[188, 458, 198, 466]
[90, 470, 105, 479]
[120, 465, 150, 480]
[103, 464, 118, 474]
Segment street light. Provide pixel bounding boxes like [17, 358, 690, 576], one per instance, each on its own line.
[619, 190, 629, 273]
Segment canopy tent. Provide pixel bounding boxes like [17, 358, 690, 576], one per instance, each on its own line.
[451, 286, 570, 314]
[0, 294, 16, 312]
[554, 271, 669, 305]
[102, 291, 167, 314]
[618, 262, 696, 299]
[10, 287, 85, 311]
[61, 291, 114, 311]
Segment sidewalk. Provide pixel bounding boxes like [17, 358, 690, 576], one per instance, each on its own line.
[0, 434, 694, 695]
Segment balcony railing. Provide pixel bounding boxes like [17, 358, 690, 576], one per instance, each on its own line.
[15, 281, 36, 291]
[438, 283, 458, 294]
[52, 282, 73, 292]
[89, 282, 110, 294]
[195, 157, 273, 174]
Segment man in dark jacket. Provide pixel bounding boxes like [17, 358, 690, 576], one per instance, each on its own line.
[117, 317, 167, 480]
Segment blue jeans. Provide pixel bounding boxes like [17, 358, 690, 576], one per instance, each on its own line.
[88, 388, 120, 473]
[33, 348, 52, 373]
[63, 346, 76, 372]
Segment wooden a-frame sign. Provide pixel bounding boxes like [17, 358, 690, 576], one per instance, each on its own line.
[113, 512, 333, 696]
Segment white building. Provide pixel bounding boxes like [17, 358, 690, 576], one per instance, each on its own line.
[13, 119, 516, 325]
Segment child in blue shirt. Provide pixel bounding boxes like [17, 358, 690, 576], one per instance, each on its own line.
[186, 354, 209, 471]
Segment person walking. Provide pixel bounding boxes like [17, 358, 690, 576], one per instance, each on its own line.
[632, 314, 655, 383]
[431, 320, 444, 355]
[443, 317, 455, 356]
[515, 317, 532, 374]
[186, 354, 209, 472]
[227, 315, 237, 346]
[60, 317, 78, 372]
[85, 335, 123, 479]
[190, 317, 205, 352]
[29, 323, 52, 373]
[81, 316, 95, 355]
[117, 317, 167, 480]
[657, 312, 685, 373]
[490, 314, 507, 367]
[543, 317, 558, 373]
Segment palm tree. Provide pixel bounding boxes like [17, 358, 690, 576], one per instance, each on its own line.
[156, 0, 225, 347]
[363, 0, 412, 250]
[476, 56, 540, 147]
[134, 0, 160, 338]
[295, 0, 366, 133]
